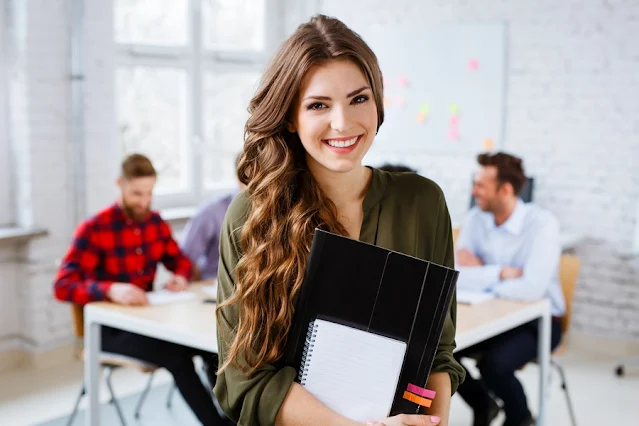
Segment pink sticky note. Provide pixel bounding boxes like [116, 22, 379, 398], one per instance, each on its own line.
[468, 59, 479, 71]
[398, 75, 409, 87]
[407, 384, 437, 400]
[449, 116, 460, 140]
[395, 96, 406, 108]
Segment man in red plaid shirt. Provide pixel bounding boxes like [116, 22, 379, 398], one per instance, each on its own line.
[54, 154, 230, 425]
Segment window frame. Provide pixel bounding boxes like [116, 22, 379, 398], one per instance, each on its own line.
[0, 2, 14, 227]
[115, 0, 281, 209]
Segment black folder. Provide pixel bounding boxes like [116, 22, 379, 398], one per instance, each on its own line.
[284, 229, 459, 415]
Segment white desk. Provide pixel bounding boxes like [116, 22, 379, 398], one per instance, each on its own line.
[83, 287, 217, 426]
[84, 291, 551, 426]
[456, 298, 552, 426]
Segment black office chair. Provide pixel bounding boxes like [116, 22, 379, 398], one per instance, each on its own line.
[470, 177, 534, 208]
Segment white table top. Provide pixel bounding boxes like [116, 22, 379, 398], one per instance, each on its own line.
[85, 285, 218, 353]
[456, 298, 550, 351]
[86, 287, 549, 356]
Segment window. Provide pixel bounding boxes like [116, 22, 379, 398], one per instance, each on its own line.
[114, 0, 271, 207]
[0, 3, 14, 227]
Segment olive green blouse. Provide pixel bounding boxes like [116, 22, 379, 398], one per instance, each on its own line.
[214, 168, 465, 426]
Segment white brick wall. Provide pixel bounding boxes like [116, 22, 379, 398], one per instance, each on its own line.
[320, 0, 639, 339]
[0, 0, 116, 354]
[1, 0, 638, 360]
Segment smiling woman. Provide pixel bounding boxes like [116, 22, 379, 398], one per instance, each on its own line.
[214, 14, 463, 426]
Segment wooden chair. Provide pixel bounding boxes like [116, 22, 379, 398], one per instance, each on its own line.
[67, 305, 171, 425]
[546, 254, 580, 426]
[452, 226, 461, 246]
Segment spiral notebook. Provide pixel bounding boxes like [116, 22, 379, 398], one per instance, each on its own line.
[298, 319, 407, 422]
[285, 229, 459, 416]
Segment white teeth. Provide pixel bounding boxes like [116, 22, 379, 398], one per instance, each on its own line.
[326, 136, 358, 148]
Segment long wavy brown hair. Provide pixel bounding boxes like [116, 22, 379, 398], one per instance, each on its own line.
[217, 15, 385, 376]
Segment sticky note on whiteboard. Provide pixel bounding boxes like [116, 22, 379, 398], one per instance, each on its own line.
[483, 138, 495, 151]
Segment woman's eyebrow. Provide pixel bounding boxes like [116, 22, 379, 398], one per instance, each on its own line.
[303, 85, 371, 102]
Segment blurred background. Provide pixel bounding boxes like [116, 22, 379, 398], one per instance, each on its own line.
[0, 1, 638, 425]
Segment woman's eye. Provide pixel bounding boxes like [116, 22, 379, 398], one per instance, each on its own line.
[352, 95, 369, 104]
[308, 102, 326, 110]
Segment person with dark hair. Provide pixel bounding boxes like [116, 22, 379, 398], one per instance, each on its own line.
[54, 153, 231, 425]
[378, 163, 417, 173]
[454, 152, 565, 426]
[214, 14, 464, 426]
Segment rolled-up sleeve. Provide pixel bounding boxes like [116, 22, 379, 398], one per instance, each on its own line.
[213, 194, 296, 426]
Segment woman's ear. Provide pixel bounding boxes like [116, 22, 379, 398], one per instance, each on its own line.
[286, 121, 296, 133]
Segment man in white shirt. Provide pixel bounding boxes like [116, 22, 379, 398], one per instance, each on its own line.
[454, 152, 565, 426]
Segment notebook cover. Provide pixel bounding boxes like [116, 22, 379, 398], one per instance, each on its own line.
[284, 229, 458, 414]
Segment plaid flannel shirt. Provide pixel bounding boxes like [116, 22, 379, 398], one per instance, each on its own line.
[54, 203, 192, 305]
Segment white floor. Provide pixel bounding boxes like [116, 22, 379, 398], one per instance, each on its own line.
[0, 342, 637, 426]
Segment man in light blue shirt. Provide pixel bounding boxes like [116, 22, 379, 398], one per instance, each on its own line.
[454, 152, 565, 426]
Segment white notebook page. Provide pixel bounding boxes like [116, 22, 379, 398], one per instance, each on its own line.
[301, 319, 407, 422]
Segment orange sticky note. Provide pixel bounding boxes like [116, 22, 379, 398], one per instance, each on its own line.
[416, 111, 427, 123]
[383, 96, 392, 108]
[483, 138, 495, 151]
[403, 391, 433, 407]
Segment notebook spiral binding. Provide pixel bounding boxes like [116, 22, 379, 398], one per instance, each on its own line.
[297, 321, 319, 384]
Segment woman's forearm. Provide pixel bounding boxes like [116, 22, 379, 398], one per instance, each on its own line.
[275, 382, 362, 426]
[419, 372, 452, 425]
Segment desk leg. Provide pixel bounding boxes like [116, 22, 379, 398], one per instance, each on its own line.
[536, 308, 551, 426]
[85, 319, 101, 426]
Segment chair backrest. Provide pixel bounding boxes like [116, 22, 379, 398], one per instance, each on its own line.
[558, 254, 580, 335]
[71, 304, 85, 338]
[452, 227, 461, 246]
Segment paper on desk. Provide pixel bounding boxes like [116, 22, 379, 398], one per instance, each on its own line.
[457, 290, 495, 305]
[200, 284, 217, 300]
[147, 289, 197, 306]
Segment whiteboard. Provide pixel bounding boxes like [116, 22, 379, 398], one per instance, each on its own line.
[353, 24, 507, 156]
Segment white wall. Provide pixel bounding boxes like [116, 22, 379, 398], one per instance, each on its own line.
[0, 0, 14, 227]
[0, 0, 638, 363]
[319, 0, 639, 339]
[0, 0, 118, 356]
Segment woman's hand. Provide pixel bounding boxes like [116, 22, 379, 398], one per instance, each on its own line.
[366, 414, 441, 426]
